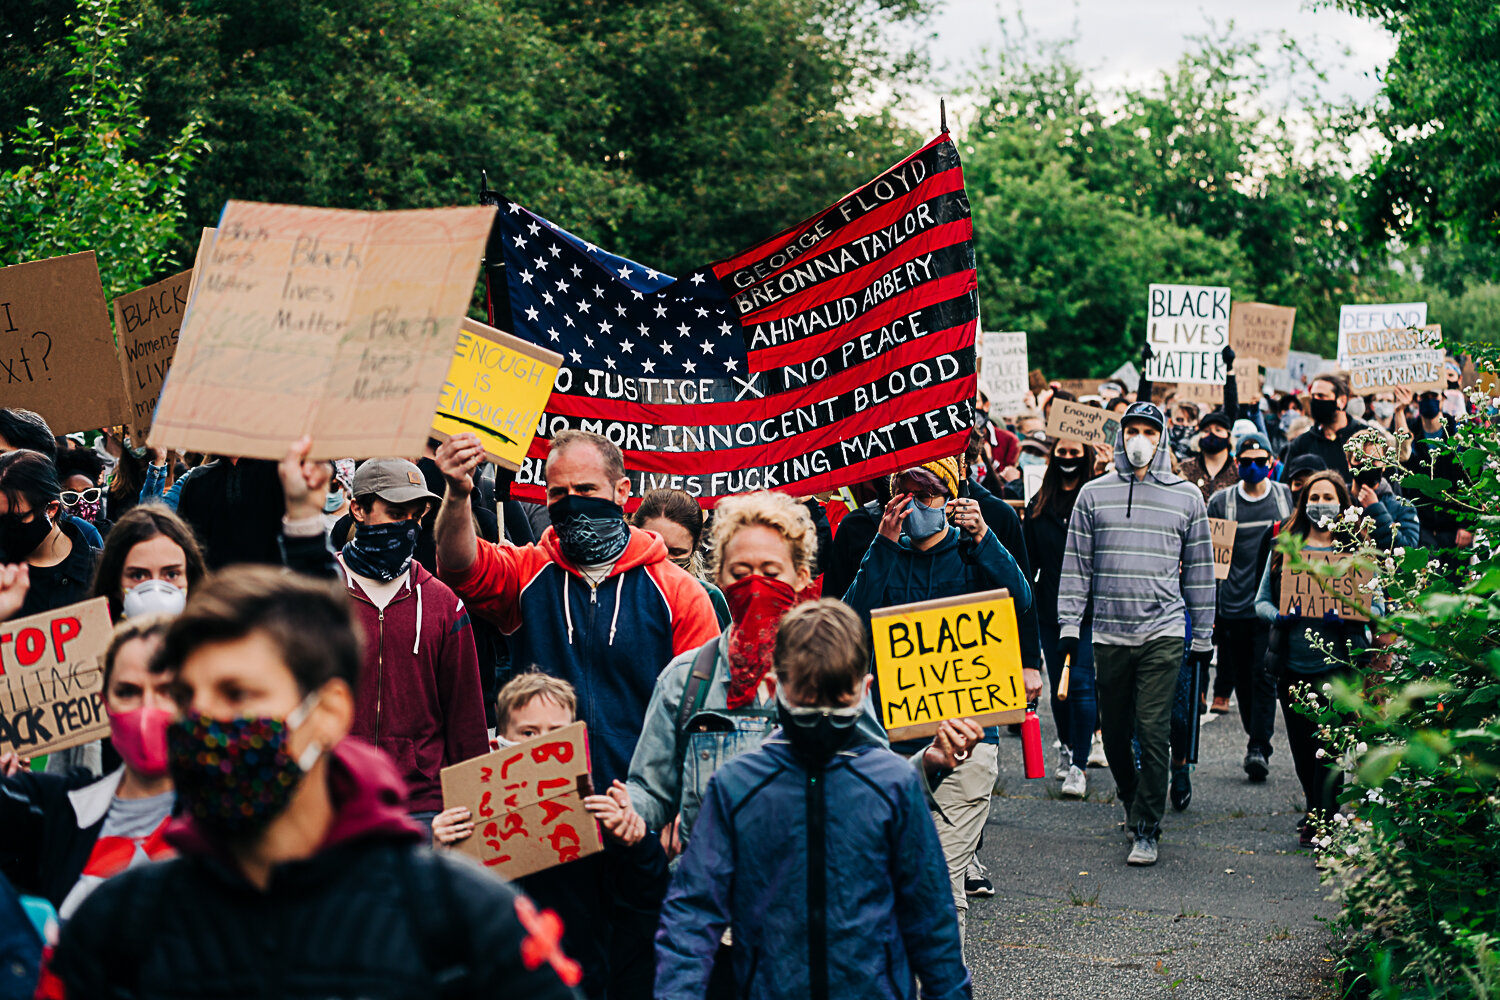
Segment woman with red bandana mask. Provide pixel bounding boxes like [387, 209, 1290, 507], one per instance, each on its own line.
[0, 617, 176, 921]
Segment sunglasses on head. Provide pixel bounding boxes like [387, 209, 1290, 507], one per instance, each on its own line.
[60, 488, 103, 505]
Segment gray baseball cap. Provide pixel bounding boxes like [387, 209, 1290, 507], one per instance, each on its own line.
[352, 458, 439, 504]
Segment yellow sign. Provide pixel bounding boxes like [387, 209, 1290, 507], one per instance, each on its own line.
[432, 319, 563, 471]
[870, 588, 1027, 741]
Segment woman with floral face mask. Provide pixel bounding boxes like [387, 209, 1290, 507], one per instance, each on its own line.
[0, 617, 176, 918]
[0, 449, 100, 619]
[46, 567, 581, 999]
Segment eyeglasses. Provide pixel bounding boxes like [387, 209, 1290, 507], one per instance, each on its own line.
[60, 488, 103, 505]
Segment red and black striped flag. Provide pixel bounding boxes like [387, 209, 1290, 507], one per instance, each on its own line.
[492, 133, 977, 505]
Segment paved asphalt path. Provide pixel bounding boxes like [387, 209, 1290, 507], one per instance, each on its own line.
[966, 701, 1339, 1000]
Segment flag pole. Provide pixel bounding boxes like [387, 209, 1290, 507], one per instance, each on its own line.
[940, 98, 947, 134]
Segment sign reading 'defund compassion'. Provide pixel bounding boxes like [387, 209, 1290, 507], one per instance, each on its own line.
[870, 589, 1027, 741]
[1337, 301, 1426, 363]
[0, 597, 114, 757]
[150, 202, 495, 460]
[1143, 284, 1231, 385]
[1344, 325, 1445, 394]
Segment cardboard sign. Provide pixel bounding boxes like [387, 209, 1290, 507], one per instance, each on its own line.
[0, 597, 114, 757]
[1209, 518, 1237, 581]
[1279, 552, 1373, 622]
[1344, 325, 1445, 395]
[1173, 357, 1262, 407]
[1338, 302, 1426, 363]
[0, 252, 128, 433]
[1264, 350, 1338, 394]
[977, 331, 1029, 415]
[1046, 398, 1119, 447]
[1228, 303, 1295, 370]
[432, 320, 562, 471]
[1144, 283, 1231, 384]
[439, 720, 603, 879]
[1051, 378, 1104, 399]
[150, 202, 496, 460]
[113, 269, 191, 437]
[870, 589, 1027, 741]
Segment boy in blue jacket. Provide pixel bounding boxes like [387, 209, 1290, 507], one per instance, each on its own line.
[656, 600, 970, 1000]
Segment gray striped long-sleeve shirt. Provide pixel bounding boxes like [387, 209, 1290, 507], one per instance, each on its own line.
[1057, 438, 1216, 651]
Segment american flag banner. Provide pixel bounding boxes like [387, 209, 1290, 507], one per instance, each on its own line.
[491, 133, 978, 505]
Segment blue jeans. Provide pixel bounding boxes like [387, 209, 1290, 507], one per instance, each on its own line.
[1038, 620, 1098, 765]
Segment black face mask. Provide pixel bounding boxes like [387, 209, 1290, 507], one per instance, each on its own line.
[1355, 468, 1382, 490]
[1200, 432, 1230, 454]
[550, 494, 630, 566]
[1418, 397, 1442, 420]
[341, 518, 419, 582]
[1054, 458, 1084, 476]
[0, 509, 53, 561]
[777, 693, 862, 769]
[1309, 397, 1339, 426]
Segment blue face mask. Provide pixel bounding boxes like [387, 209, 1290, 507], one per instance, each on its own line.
[1237, 459, 1270, 485]
[901, 498, 948, 541]
[1018, 453, 1047, 468]
[1418, 397, 1442, 420]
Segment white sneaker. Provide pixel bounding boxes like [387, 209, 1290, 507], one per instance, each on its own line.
[1055, 746, 1073, 779]
[1088, 735, 1108, 768]
[1061, 765, 1087, 798]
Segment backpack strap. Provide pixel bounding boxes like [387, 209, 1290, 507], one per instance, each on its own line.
[675, 640, 720, 756]
[399, 848, 471, 998]
[1225, 487, 1237, 522]
[1273, 485, 1290, 521]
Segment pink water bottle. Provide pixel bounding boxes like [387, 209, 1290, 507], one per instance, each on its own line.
[1021, 701, 1046, 779]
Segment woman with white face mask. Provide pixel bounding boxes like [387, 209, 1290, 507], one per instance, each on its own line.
[91, 506, 206, 623]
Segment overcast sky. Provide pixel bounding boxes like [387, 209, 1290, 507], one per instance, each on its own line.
[915, 0, 1396, 110]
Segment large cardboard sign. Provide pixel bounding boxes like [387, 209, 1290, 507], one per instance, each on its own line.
[1174, 357, 1262, 407]
[432, 319, 562, 471]
[1143, 284, 1231, 385]
[1279, 552, 1373, 622]
[1228, 303, 1295, 370]
[113, 269, 191, 438]
[870, 589, 1027, 741]
[1344, 325, 1445, 395]
[1338, 301, 1426, 363]
[150, 202, 496, 460]
[978, 331, 1029, 414]
[1209, 518, 1237, 581]
[439, 721, 603, 879]
[1045, 398, 1119, 447]
[0, 252, 128, 433]
[0, 598, 114, 757]
[1264, 350, 1337, 394]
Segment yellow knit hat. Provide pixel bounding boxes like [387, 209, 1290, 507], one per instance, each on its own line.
[890, 456, 962, 498]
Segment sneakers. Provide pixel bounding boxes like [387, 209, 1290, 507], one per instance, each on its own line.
[1061, 765, 1087, 798]
[1127, 833, 1159, 866]
[1243, 749, 1269, 783]
[1297, 815, 1315, 849]
[964, 859, 995, 897]
[1088, 735, 1108, 768]
[1170, 765, 1192, 812]
[1055, 747, 1073, 779]
[1210, 696, 1231, 714]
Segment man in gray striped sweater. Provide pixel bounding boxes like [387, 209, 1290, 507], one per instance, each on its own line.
[1057, 401, 1216, 866]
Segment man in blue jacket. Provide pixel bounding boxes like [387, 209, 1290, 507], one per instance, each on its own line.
[842, 456, 1035, 948]
[657, 599, 970, 1000]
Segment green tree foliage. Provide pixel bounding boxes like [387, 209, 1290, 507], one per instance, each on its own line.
[0, 0, 205, 298]
[1326, 0, 1500, 277]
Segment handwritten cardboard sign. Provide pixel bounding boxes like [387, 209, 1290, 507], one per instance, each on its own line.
[432, 319, 562, 471]
[0, 597, 114, 757]
[978, 331, 1029, 414]
[1279, 552, 1373, 622]
[1144, 283, 1231, 385]
[113, 269, 191, 438]
[1338, 301, 1426, 363]
[1228, 303, 1295, 370]
[150, 202, 496, 460]
[1174, 357, 1262, 407]
[870, 589, 1027, 741]
[1209, 518, 1237, 581]
[1050, 378, 1104, 399]
[1344, 325, 1445, 395]
[1264, 350, 1338, 394]
[0, 252, 128, 434]
[439, 720, 603, 879]
[1046, 398, 1119, 447]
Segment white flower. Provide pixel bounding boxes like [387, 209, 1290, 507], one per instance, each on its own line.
[1356, 742, 1369, 754]
[1316, 748, 1327, 759]
[1393, 547, 1405, 558]
[1345, 844, 1359, 856]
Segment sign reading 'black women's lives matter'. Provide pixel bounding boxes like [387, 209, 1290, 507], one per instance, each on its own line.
[494, 134, 979, 505]
[112, 269, 191, 438]
[1143, 284, 1231, 385]
[0, 598, 114, 757]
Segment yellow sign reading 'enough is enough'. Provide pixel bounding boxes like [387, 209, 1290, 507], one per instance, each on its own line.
[870, 588, 1026, 741]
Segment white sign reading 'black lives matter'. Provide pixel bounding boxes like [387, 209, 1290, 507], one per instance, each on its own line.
[1143, 284, 1230, 385]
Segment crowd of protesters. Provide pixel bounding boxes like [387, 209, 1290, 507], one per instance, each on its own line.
[0, 341, 1476, 997]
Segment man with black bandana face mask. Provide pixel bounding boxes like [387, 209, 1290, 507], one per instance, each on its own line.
[1283, 373, 1369, 486]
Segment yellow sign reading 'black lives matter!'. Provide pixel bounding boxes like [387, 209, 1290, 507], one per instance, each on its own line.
[870, 589, 1027, 741]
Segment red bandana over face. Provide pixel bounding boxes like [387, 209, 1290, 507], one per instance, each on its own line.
[724, 575, 804, 709]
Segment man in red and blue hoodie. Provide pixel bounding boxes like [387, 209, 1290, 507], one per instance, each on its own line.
[435, 428, 717, 1000]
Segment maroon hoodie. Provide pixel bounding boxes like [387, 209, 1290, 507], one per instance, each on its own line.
[338, 557, 490, 812]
